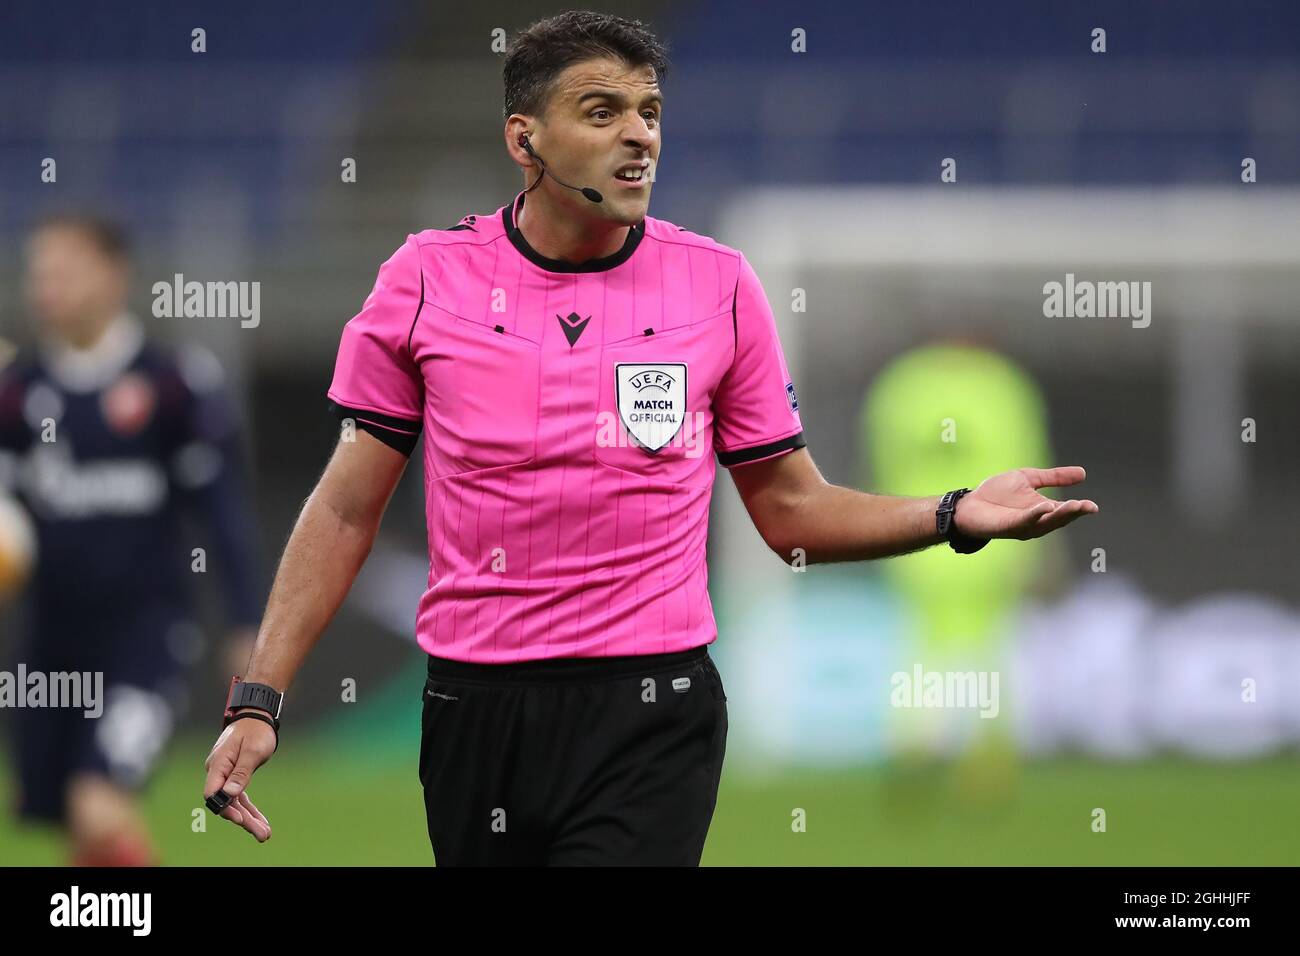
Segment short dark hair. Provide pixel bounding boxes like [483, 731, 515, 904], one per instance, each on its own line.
[503, 10, 670, 121]
[29, 212, 132, 263]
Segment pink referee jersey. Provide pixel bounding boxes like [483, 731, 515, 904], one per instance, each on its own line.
[327, 190, 805, 662]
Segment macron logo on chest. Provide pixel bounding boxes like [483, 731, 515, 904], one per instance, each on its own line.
[556, 312, 592, 347]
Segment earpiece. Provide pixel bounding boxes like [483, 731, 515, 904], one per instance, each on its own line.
[514, 133, 603, 204]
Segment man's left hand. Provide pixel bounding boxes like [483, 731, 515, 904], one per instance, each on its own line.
[955, 466, 1099, 541]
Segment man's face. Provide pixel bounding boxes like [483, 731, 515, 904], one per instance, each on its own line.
[23, 226, 126, 340]
[533, 56, 662, 225]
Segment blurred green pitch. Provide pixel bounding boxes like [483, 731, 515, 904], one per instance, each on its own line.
[4, 738, 1298, 865]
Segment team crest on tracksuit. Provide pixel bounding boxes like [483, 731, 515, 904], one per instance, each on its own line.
[615, 363, 687, 453]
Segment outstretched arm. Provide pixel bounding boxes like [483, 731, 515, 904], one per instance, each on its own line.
[729, 448, 1098, 566]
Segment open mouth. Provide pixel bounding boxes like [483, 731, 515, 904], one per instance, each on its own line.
[614, 163, 649, 184]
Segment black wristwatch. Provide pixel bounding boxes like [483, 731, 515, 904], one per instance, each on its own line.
[936, 488, 989, 554]
[223, 677, 285, 731]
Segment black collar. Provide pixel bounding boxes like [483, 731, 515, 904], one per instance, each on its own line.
[503, 191, 645, 274]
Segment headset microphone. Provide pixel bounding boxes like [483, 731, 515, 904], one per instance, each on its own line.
[520, 135, 604, 204]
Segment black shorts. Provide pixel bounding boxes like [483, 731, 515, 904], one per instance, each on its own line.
[418, 644, 728, 866]
[11, 604, 194, 824]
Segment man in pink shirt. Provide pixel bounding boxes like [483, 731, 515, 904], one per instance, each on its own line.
[203, 11, 1098, 865]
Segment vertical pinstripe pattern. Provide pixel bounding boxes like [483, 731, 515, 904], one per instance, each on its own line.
[396, 202, 791, 662]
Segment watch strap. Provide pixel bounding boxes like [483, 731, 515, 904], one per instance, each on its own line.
[936, 488, 989, 555]
[223, 677, 284, 729]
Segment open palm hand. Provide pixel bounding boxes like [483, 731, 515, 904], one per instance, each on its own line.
[956, 466, 1099, 541]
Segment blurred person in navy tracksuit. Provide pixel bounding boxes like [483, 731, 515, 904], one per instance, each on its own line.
[0, 214, 264, 865]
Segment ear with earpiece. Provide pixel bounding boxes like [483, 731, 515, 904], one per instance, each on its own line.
[518, 135, 543, 170]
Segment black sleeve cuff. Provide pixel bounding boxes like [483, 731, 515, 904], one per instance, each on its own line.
[328, 400, 422, 457]
[717, 431, 806, 468]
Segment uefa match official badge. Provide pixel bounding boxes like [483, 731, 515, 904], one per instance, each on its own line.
[615, 363, 687, 453]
